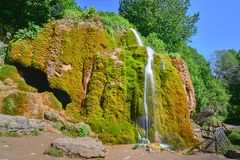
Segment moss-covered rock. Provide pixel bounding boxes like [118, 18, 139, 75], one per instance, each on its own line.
[0, 65, 62, 118]
[7, 19, 197, 147]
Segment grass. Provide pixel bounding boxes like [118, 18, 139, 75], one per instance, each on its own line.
[0, 131, 21, 137]
[44, 147, 64, 157]
[228, 128, 240, 146]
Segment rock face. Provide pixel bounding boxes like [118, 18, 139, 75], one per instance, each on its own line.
[7, 18, 197, 147]
[0, 65, 63, 118]
[0, 114, 46, 132]
[172, 59, 196, 112]
[52, 137, 106, 158]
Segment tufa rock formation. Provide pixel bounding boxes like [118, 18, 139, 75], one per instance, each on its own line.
[6, 18, 197, 147]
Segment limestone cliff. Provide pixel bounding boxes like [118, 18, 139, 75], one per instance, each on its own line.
[7, 18, 197, 147]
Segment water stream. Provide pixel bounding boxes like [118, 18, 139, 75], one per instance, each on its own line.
[131, 28, 155, 140]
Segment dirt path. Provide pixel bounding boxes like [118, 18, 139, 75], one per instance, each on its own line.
[106, 145, 229, 160]
[0, 132, 230, 160]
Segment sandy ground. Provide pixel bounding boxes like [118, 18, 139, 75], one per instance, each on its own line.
[0, 132, 230, 160]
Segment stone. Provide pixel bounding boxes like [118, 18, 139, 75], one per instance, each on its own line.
[225, 150, 240, 159]
[52, 137, 106, 158]
[146, 143, 163, 153]
[0, 114, 47, 132]
[44, 111, 64, 123]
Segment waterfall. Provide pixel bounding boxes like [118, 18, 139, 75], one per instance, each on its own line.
[131, 29, 155, 140]
[130, 28, 143, 46]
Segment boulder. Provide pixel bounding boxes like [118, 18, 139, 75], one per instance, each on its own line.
[52, 137, 106, 158]
[0, 114, 46, 132]
[225, 150, 240, 159]
[44, 111, 64, 122]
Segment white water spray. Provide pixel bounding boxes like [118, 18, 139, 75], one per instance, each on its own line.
[130, 28, 143, 46]
[131, 29, 155, 140]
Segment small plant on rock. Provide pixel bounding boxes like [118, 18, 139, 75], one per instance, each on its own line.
[44, 147, 64, 157]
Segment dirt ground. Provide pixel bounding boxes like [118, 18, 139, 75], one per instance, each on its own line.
[0, 132, 230, 160]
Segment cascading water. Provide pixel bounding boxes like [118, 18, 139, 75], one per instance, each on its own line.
[130, 28, 143, 46]
[131, 28, 155, 141]
[144, 47, 155, 139]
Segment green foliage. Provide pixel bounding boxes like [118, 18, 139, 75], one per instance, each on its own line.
[0, 0, 77, 40]
[75, 123, 91, 137]
[99, 12, 133, 37]
[119, 0, 199, 52]
[64, 6, 97, 21]
[56, 122, 91, 137]
[13, 24, 43, 41]
[0, 131, 21, 137]
[4, 98, 16, 115]
[228, 128, 240, 145]
[180, 46, 230, 116]
[144, 32, 166, 53]
[211, 50, 240, 120]
[45, 147, 64, 157]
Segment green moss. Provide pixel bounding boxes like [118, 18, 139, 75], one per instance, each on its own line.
[47, 92, 62, 110]
[152, 54, 197, 148]
[0, 65, 36, 92]
[2, 92, 28, 115]
[0, 65, 18, 80]
[7, 19, 197, 147]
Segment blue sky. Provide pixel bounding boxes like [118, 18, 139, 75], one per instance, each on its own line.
[76, 0, 240, 59]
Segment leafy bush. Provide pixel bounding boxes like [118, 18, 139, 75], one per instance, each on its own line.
[13, 24, 43, 41]
[0, 0, 76, 35]
[99, 12, 133, 37]
[64, 6, 97, 21]
[144, 32, 166, 53]
[75, 122, 92, 137]
[56, 122, 92, 137]
[3, 98, 16, 115]
[228, 128, 240, 145]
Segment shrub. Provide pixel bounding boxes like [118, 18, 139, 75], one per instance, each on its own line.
[99, 12, 133, 37]
[75, 122, 92, 137]
[64, 6, 97, 21]
[13, 23, 43, 41]
[4, 97, 16, 115]
[45, 147, 64, 157]
[144, 32, 166, 53]
[228, 128, 240, 145]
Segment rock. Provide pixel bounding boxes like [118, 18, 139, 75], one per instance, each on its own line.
[0, 114, 47, 132]
[146, 143, 163, 153]
[225, 150, 240, 159]
[44, 111, 64, 123]
[52, 137, 106, 158]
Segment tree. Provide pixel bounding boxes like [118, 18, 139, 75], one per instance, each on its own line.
[211, 50, 240, 120]
[180, 46, 230, 116]
[0, 0, 77, 39]
[119, 0, 199, 52]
